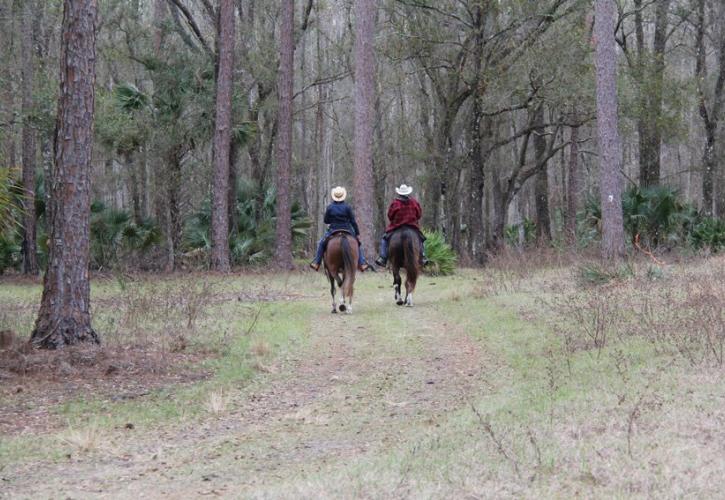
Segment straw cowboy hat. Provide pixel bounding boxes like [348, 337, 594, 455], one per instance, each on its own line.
[331, 186, 347, 202]
[395, 184, 413, 196]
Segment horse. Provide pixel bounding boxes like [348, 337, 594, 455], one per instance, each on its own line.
[388, 225, 421, 307]
[323, 231, 358, 314]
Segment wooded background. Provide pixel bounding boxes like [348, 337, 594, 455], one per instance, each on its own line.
[2, 0, 724, 273]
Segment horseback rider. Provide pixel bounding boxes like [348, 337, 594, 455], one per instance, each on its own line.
[375, 184, 429, 267]
[310, 186, 369, 272]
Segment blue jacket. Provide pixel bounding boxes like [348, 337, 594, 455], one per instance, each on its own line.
[324, 201, 359, 235]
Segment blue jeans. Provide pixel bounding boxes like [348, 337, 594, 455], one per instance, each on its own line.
[379, 235, 389, 260]
[313, 231, 367, 266]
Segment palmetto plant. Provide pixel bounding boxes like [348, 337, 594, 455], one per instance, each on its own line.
[423, 230, 457, 276]
[622, 185, 697, 248]
[185, 181, 311, 266]
[0, 168, 23, 273]
[583, 186, 699, 249]
[90, 202, 162, 269]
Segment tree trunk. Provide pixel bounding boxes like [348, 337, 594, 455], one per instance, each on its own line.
[210, 0, 235, 272]
[466, 3, 485, 262]
[32, 0, 100, 348]
[352, 0, 377, 255]
[694, 0, 725, 216]
[565, 120, 580, 243]
[228, 140, 239, 239]
[165, 151, 182, 272]
[533, 102, 551, 243]
[153, 0, 167, 56]
[594, 0, 625, 260]
[126, 152, 142, 224]
[637, 0, 671, 187]
[1, 0, 16, 170]
[274, 0, 294, 269]
[21, 0, 38, 275]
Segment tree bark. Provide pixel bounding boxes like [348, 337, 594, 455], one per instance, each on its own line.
[21, 0, 38, 275]
[32, 0, 100, 348]
[565, 119, 580, 243]
[1, 0, 16, 171]
[210, 0, 235, 272]
[352, 0, 377, 255]
[533, 101, 551, 243]
[694, 0, 725, 216]
[274, 0, 294, 269]
[467, 7, 486, 263]
[125, 152, 142, 224]
[594, 0, 625, 260]
[152, 0, 167, 56]
[637, 0, 671, 187]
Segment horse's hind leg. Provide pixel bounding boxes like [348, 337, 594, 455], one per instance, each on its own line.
[393, 268, 404, 306]
[405, 277, 416, 307]
[328, 274, 337, 313]
[338, 275, 348, 313]
[343, 275, 354, 314]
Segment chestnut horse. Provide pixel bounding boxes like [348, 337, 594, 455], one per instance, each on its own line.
[388, 226, 421, 307]
[323, 232, 358, 314]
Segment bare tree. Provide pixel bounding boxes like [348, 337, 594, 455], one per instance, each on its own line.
[20, 0, 38, 274]
[565, 114, 580, 243]
[594, 0, 625, 260]
[694, 0, 725, 217]
[210, 0, 235, 272]
[31, 0, 100, 348]
[352, 0, 377, 254]
[274, 0, 294, 269]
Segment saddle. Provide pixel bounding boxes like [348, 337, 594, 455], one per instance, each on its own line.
[385, 225, 425, 241]
[323, 229, 356, 248]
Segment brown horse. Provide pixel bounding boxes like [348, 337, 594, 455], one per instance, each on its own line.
[388, 226, 421, 307]
[323, 232, 358, 314]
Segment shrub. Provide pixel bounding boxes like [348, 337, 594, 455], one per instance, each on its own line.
[185, 181, 311, 266]
[504, 218, 536, 247]
[90, 202, 162, 270]
[0, 234, 21, 273]
[689, 217, 725, 252]
[577, 261, 634, 286]
[423, 230, 456, 276]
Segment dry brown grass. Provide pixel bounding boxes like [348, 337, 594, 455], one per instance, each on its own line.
[205, 389, 230, 415]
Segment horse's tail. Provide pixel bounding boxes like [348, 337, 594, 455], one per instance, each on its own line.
[401, 228, 419, 282]
[340, 234, 355, 278]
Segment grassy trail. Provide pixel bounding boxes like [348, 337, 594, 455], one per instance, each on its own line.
[2, 264, 725, 498]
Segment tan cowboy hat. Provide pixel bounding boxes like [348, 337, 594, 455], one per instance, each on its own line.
[331, 186, 347, 202]
[395, 184, 413, 196]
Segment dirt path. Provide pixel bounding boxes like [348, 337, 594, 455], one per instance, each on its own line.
[2, 280, 495, 498]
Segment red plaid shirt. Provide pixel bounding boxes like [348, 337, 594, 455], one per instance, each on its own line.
[386, 197, 422, 232]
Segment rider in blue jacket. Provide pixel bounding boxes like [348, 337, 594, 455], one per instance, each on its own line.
[309, 186, 369, 272]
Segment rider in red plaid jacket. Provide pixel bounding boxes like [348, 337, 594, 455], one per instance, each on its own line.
[375, 184, 428, 267]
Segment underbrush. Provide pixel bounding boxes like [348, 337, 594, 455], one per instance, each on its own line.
[0, 273, 311, 443]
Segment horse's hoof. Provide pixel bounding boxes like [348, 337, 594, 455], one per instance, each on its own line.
[338, 304, 347, 312]
[331, 308, 337, 314]
[396, 299, 404, 306]
[405, 303, 413, 308]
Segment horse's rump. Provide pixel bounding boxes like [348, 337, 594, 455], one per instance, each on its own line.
[323, 232, 358, 313]
[389, 226, 421, 275]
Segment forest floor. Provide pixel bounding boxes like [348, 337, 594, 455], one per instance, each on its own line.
[1, 254, 724, 498]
